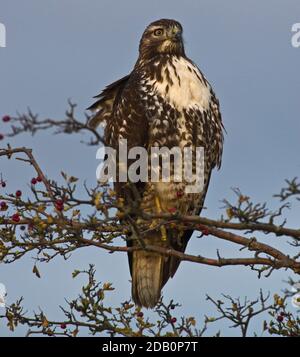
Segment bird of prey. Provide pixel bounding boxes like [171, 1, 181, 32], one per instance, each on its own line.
[88, 19, 224, 308]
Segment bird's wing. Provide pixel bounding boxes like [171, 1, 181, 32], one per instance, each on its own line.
[87, 74, 131, 129]
[209, 88, 224, 169]
[106, 72, 149, 203]
[99, 72, 151, 294]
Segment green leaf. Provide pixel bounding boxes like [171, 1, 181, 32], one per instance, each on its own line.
[72, 270, 80, 278]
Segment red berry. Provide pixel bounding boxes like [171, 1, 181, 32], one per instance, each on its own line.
[202, 228, 209, 236]
[2, 115, 11, 123]
[55, 203, 64, 211]
[198, 225, 209, 235]
[137, 312, 144, 318]
[168, 207, 177, 214]
[12, 213, 20, 223]
[170, 317, 177, 323]
[0, 134, 4, 140]
[176, 190, 184, 198]
[55, 199, 64, 211]
[31, 178, 37, 185]
[36, 176, 42, 182]
[1, 182, 6, 188]
[15, 190, 22, 197]
[0, 201, 8, 210]
[277, 315, 284, 322]
[60, 323, 67, 329]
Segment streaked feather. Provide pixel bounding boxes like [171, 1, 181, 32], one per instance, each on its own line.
[87, 74, 130, 129]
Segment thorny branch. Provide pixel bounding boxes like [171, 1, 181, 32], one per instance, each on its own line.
[0, 266, 209, 337]
[1, 265, 299, 336]
[4, 101, 104, 146]
[0, 107, 300, 336]
[1, 146, 300, 276]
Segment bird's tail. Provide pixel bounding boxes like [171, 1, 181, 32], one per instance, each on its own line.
[131, 250, 164, 308]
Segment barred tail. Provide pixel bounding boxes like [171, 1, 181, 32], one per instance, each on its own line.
[131, 250, 164, 308]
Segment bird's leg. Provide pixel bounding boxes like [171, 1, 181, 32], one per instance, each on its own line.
[155, 196, 167, 241]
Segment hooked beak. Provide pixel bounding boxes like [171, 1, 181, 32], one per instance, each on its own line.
[167, 27, 182, 42]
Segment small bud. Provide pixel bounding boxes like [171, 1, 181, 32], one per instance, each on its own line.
[31, 178, 37, 185]
[15, 190, 22, 198]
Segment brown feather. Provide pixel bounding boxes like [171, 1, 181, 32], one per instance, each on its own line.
[88, 19, 224, 308]
[87, 75, 130, 129]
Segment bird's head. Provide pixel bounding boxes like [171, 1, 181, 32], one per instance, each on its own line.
[138, 19, 185, 60]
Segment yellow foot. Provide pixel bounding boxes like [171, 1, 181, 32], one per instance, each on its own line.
[155, 196, 167, 241]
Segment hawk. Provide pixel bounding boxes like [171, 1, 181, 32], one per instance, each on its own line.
[88, 19, 224, 308]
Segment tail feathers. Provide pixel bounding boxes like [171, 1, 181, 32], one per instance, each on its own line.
[132, 251, 164, 308]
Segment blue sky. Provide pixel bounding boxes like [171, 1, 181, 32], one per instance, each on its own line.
[0, 0, 300, 336]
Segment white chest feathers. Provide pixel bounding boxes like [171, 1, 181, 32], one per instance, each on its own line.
[151, 57, 212, 111]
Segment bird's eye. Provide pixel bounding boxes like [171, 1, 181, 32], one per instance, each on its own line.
[153, 28, 164, 36]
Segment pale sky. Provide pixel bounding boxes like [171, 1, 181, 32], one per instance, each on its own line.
[0, 0, 300, 336]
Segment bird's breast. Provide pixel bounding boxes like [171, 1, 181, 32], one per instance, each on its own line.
[149, 57, 211, 111]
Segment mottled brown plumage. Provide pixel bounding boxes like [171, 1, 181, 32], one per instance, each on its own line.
[88, 19, 224, 308]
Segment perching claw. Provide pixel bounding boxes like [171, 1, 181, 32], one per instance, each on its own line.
[155, 196, 167, 241]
